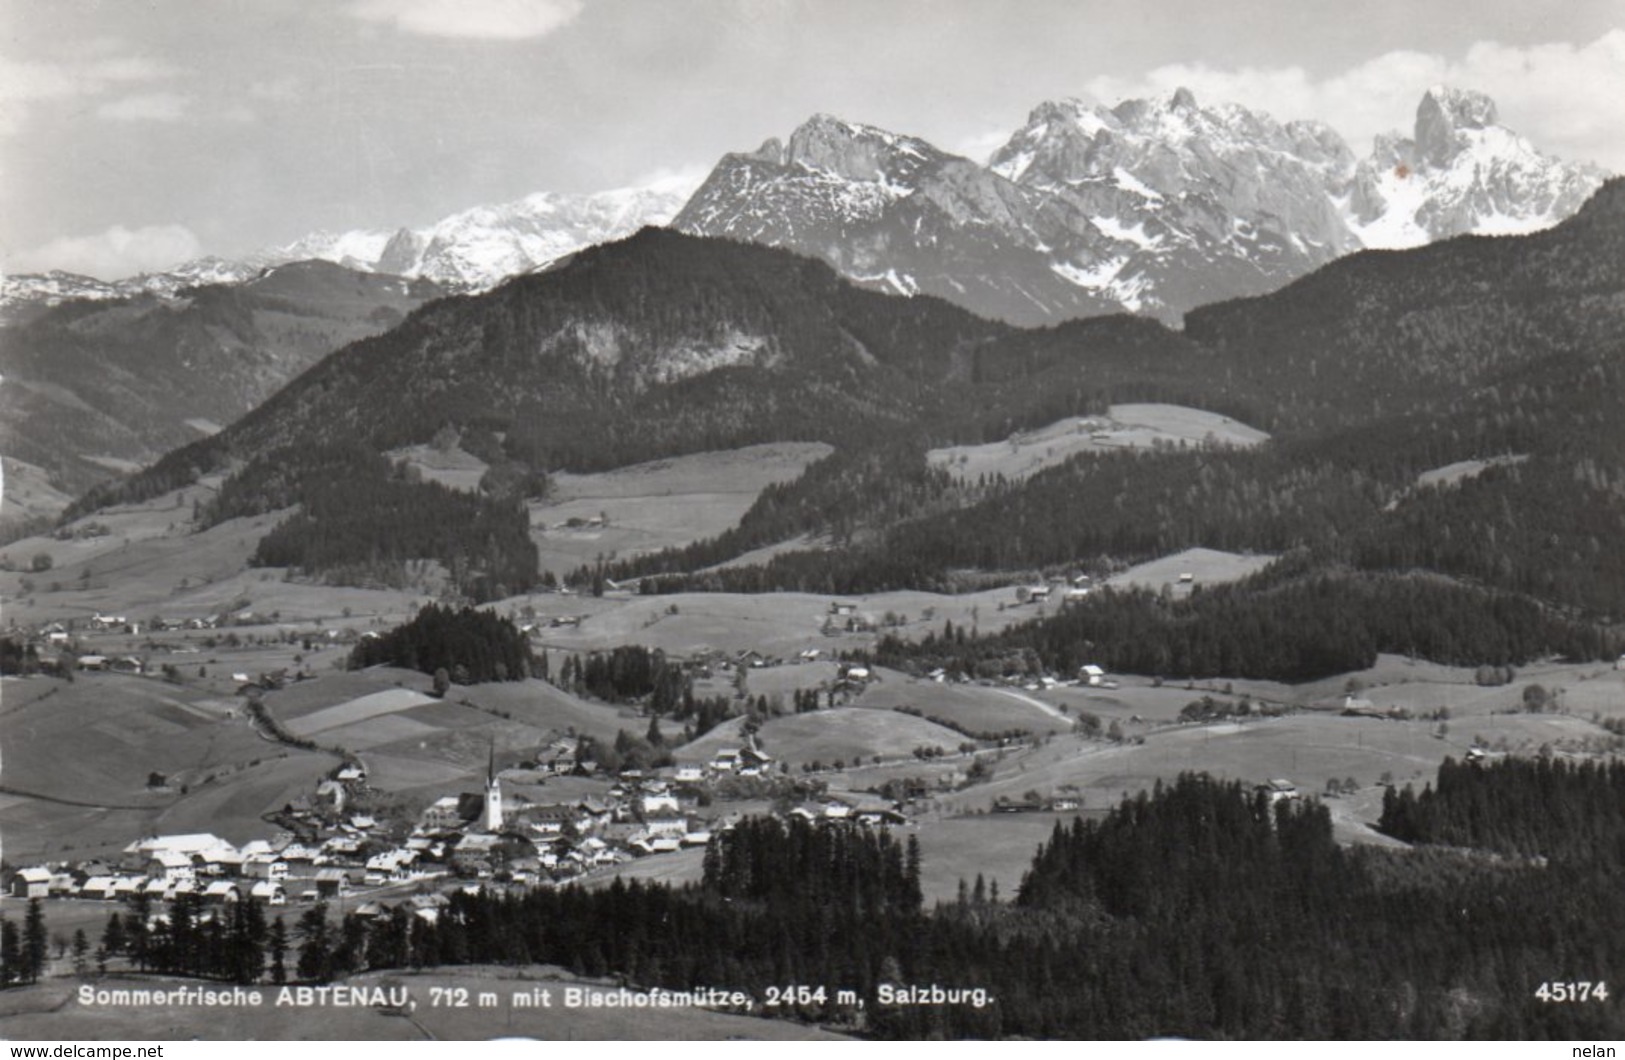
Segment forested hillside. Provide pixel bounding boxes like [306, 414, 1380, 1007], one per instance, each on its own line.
[1, 262, 443, 498]
[54, 182, 1625, 666]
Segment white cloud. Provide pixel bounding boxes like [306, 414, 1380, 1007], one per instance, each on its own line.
[950, 128, 1013, 165]
[349, 0, 583, 40]
[249, 75, 301, 102]
[1080, 30, 1625, 171]
[0, 48, 174, 135]
[97, 91, 191, 122]
[13, 224, 203, 280]
[629, 163, 711, 195]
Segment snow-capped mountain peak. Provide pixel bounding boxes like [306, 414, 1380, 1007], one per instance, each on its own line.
[678, 86, 1606, 324]
[783, 113, 945, 186]
[1415, 85, 1500, 165]
[2, 176, 698, 321]
[1346, 87, 1605, 249]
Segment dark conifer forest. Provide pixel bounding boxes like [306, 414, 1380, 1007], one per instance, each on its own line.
[348, 603, 534, 682]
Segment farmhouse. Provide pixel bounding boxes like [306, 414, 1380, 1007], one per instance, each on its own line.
[1079, 664, 1106, 686]
[314, 868, 349, 899]
[1257, 778, 1300, 803]
[11, 867, 51, 899]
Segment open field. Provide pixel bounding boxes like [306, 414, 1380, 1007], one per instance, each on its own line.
[0, 476, 435, 629]
[0, 455, 74, 529]
[526, 586, 1035, 658]
[145, 752, 344, 846]
[1415, 452, 1529, 490]
[528, 442, 831, 577]
[1104, 546, 1277, 596]
[255, 671, 638, 797]
[0, 967, 846, 1040]
[388, 442, 489, 492]
[936, 701, 1619, 832]
[678, 707, 969, 768]
[444, 679, 642, 743]
[854, 675, 1071, 735]
[284, 688, 439, 737]
[585, 846, 709, 890]
[928, 404, 1268, 483]
[0, 672, 339, 861]
[910, 811, 1082, 905]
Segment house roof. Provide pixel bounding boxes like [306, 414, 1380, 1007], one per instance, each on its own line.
[125, 833, 235, 857]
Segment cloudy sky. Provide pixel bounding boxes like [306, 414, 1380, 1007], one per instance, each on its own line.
[3, 0, 1623, 278]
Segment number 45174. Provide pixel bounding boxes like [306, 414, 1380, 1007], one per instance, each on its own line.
[1535, 981, 1608, 1003]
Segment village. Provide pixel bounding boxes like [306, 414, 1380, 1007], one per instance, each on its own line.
[0, 593, 1134, 927]
[3, 722, 928, 916]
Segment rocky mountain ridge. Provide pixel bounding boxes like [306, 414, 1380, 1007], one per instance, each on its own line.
[677, 86, 1605, 323]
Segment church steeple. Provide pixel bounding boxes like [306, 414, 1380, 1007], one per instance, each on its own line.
[484, 739, 502, 832]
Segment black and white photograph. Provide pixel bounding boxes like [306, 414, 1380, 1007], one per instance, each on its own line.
[2, 0, 1624, 1044]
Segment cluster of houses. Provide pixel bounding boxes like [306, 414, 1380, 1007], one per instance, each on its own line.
[9, 728, 877, 907]
[10, 833, 343, 906]
[1016, 574, 1096, 606]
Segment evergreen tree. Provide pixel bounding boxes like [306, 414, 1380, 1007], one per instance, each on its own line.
[268, 917, 289, 985]
[71, 929, 89, 978]
[296, 904, 332, 983]
[23, 899, 48, 983]
[0, 917, 19, 987]
[101, 912, 126, 956]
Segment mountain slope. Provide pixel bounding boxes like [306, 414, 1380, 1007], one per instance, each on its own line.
[0, 261, 445, 498]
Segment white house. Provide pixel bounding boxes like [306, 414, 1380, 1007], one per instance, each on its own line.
[80, 877, 118, 900]
[242, 856, 288, 881]
[10, 867, 50, 899]
[644, 814, 689, 838]
[641, 793, 680, 816]
[1079, 664, 1106, 687]
[145, 851, 194, 883]
[420, 796, 466, 832]
[203, 881, 241, 904]
[249, 881, 286, 905]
